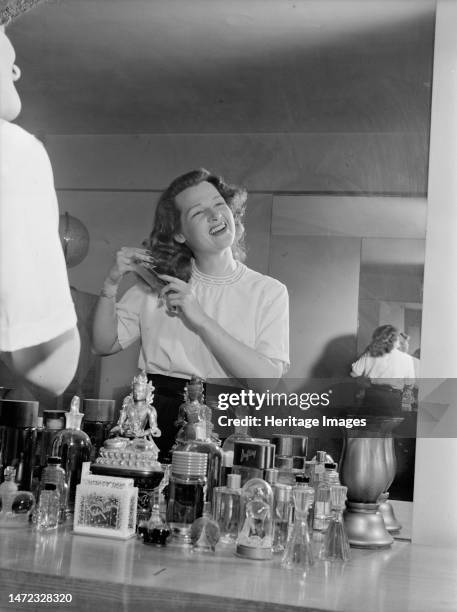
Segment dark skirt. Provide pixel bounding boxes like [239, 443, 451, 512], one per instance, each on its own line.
[147, 374, 188, 462]
[362, 384, 402, 416]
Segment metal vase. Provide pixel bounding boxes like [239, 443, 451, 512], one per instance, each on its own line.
[340, 417, 403, 548]
[377, 432, 402, 534]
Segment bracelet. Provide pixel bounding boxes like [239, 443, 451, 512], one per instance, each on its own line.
[100, 282, 118, 299]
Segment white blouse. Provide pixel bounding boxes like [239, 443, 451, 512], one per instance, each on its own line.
[116, 261, 289, 380]
[351, 348, 416, 389]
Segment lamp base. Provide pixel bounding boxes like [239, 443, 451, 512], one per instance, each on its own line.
[344, 502, 393, 549]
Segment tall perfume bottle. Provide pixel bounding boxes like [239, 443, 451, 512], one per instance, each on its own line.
[281, 486, 315, 572]
[51, 396, 92, 516]
[174, 377, 222, 506]
[322, 485, 350, 562]
[294, 474, 315, 531]
[272, 483, 293, 554]
[313, 462, 340, 532]
[212, 473, 242, 544]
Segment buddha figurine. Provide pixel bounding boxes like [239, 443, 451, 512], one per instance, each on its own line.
[175, 376, 219, 444]
[94, 372, 162, 480]
[107, 371, 161, 454]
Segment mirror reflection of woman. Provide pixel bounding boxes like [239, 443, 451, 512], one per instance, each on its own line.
[350, 324, 416, 415]
[92, 169, 289, 459]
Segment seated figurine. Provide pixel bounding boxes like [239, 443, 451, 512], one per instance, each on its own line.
[174, 376, 219, 444]
[109, 371, 161, 446]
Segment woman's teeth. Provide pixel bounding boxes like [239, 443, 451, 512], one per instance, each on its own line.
[209, 222, 227, 235]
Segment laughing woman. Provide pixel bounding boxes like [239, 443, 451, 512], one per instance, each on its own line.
[92, 169, 289, 457]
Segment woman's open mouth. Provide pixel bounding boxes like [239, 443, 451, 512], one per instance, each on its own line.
[209, 221, 227, 236]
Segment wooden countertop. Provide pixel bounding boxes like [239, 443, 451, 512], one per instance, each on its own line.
[0, 522, 456, 612]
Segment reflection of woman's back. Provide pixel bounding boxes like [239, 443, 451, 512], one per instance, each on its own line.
[350, 325, 416, 415]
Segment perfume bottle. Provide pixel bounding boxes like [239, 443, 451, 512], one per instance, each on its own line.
[313, 463, 340, 532]
[40, 456, 68, 523]
[0, 399, 38, 491]
[281, 486, 314, 571]
[35, 483, 59, 531]
[0, 466, 35, 528]
[212, 473, 242, 544]
[236, 478, 274, 560]
[310, 450, 328, 489]
[221, 420, 252, 480]
[51, 396, 92, 516]
[272, 483, 293, 553]
[294, 474, 315, 531]
[40, 410, 66, 467]
[190, 502, 221, 553]
[174, 377, 223, 505]
[166, 451, 207, 543]
[142, 492, 171, 546]
[322, 485, 350, 562]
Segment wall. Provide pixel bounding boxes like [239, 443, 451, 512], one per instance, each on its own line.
[412, 0, 457, 547]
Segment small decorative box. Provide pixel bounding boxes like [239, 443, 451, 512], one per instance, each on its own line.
[73, 474, 138, 539]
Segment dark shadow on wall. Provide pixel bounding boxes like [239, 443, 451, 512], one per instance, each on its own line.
[310, 334, 357, 379]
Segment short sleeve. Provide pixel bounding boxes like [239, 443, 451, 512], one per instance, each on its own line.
[255, 281, 290, 371]
[351, 354, 367, 377]
[116, 284, 147, 349]
[0, 122, 76, 351]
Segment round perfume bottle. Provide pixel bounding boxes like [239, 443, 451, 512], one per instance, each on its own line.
[0, 466, 35, 528]
[190, 502, 221, 553]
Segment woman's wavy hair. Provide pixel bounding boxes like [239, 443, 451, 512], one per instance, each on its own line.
[0, 0, 46, 26]
[143, 169, 247, 281]
[367, 325, 400, 357]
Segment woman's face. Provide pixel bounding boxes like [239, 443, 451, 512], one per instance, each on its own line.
[0, 28, 22, 121]
[173, 181, 236, 256]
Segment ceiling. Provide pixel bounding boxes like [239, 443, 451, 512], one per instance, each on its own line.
[8, 0, 436, 136]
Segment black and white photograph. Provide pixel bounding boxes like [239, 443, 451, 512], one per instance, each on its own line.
[0, 1, 456, 611]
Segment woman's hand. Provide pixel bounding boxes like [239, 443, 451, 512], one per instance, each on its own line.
[158, 274, 207, 329]
[106, 247, 154, 284]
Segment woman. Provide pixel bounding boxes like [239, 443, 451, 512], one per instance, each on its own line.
[350, 324, 415, 415]
[0, 10, 80, 398]
[92, 169, 289, 457]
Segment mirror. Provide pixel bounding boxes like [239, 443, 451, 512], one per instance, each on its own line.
[358, 238, 425, 356]
[2, 0, 436, 539]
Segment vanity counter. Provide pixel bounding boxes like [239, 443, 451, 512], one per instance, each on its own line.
[0, 523, 455, 612]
